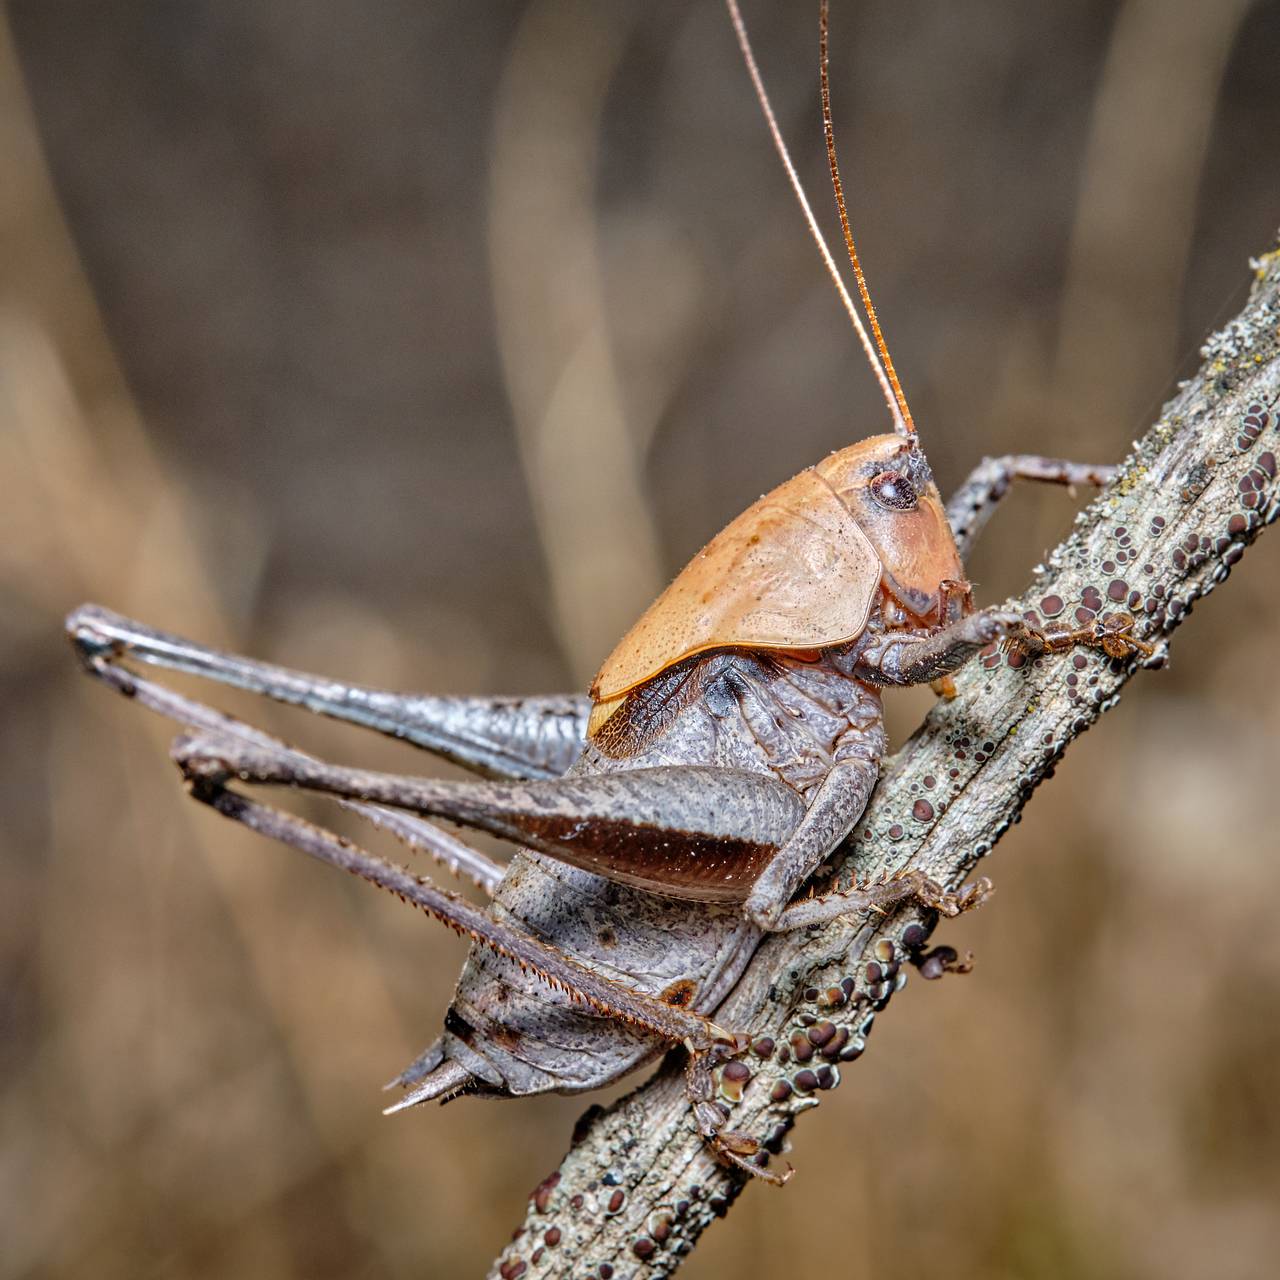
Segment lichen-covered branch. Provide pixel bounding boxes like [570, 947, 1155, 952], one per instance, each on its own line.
[489, 246, 1280, 1280]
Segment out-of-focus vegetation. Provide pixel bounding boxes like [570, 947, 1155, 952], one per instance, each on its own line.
[3, 2, 1279, 1276]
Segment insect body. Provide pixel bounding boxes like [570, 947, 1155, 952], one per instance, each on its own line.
[67, 426, 1134, 1180]
[67, 1, 1150, 1183]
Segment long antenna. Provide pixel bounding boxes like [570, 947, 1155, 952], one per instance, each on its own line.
[724, 0, 907, 437]
[820, 0, 915, 437]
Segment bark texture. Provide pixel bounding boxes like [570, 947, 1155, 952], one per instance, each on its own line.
[489, 245, 1280, 1279]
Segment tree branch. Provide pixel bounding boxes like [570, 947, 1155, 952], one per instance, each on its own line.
[488, 244, 1280, 1280]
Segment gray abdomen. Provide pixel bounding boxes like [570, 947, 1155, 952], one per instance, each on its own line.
[423, 652, 884, 1098]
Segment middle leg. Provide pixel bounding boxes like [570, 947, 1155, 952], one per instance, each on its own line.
[854, 605, 1152, 688]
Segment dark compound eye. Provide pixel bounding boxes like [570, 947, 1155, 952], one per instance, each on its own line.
[869, 470, 918, 511]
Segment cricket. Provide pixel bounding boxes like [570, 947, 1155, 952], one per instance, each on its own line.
[67, 0, 1158, 1189]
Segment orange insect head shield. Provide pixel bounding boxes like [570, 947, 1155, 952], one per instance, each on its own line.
[816, 435, 965, 625]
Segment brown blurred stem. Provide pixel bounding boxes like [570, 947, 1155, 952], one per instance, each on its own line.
[487, 247, 1280, 1278]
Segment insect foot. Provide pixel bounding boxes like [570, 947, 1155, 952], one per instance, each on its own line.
[765, 868, 994, 930]
[685, 1041, 793, 1186]
[900, 870, 995, 918]
[1000, 609, 1155, 663]
[1038, 610, 1156, 660]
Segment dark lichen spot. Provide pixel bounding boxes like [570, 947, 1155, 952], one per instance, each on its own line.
[918, 950, 951, 979]
[531, 1171, 560, 1213]
[807, 1021, 836, 1048]
[660, 979, 697, 1008]
[839, 1037, 866, 1062]
[789, 1031, 815, 1063]
[902, 921, 929, 949]
[820, 1027, 850, 1059]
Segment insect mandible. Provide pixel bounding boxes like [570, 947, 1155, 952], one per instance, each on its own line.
[66, 0, 1153, 1183]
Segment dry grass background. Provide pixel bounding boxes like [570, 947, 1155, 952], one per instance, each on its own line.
[3, 2, 1280, 1276]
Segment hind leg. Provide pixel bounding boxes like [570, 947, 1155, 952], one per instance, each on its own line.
[68, 603, 589, 780]
[184, 778, 734, 1052]
[178, 775, 797, 1178]
[85, 653, 508, 893]
[170, 732, 806, 898]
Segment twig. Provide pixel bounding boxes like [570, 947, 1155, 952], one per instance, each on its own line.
[487, 244, 1280, 1278]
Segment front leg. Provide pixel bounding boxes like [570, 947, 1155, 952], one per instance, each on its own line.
[856, 607, 1153, 688]
[946, 455, 1117, 560]
[855, 608, 1036, 686]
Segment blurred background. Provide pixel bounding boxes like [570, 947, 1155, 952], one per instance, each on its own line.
[3, 1, 1279, 1276]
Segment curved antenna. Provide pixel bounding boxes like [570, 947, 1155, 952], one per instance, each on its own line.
[820, 0, 916, 437]
[725, 0, 907, 437]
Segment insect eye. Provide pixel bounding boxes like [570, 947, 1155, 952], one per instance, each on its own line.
[869, 470, 918, 512]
